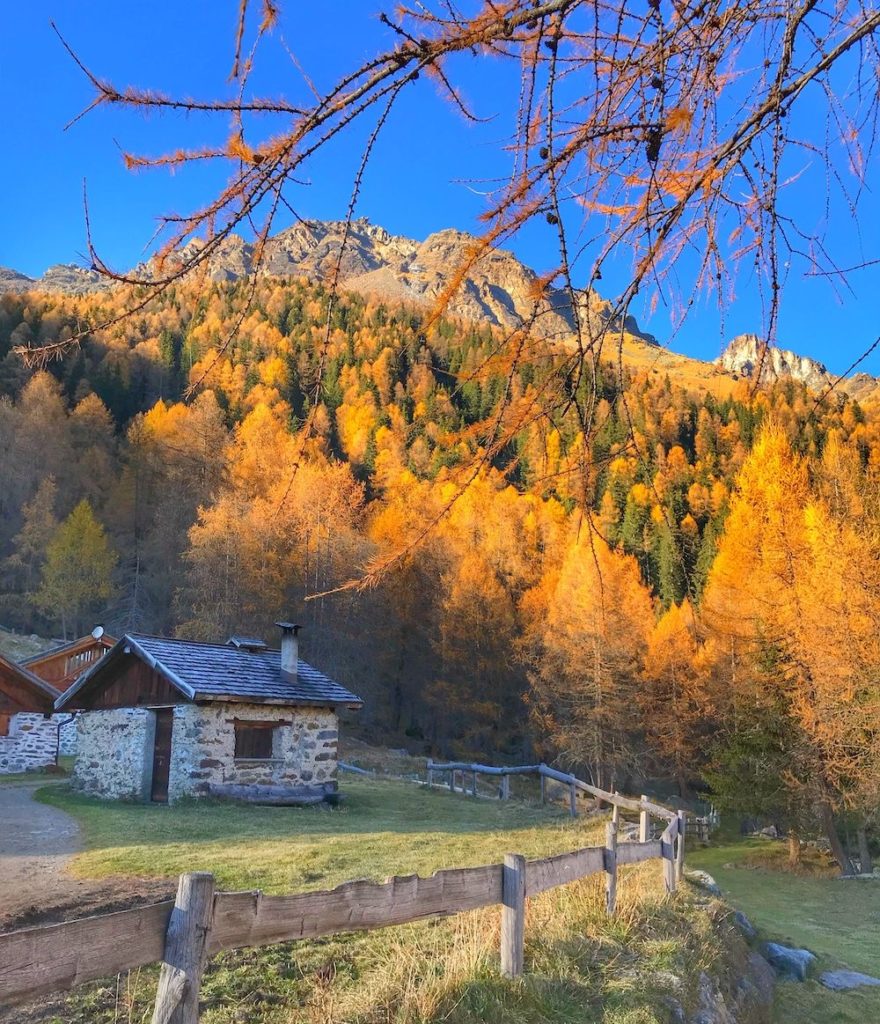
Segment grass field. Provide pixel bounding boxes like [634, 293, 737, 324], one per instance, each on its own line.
[689, 831, 880, 1024]
[0, 627, 51, 661]
[27, 779, 749, 1024]
[0, 757, 73, 785]
[39, 776, 597, 892]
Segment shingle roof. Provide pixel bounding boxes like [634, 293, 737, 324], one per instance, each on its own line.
[56, 633, 362, 710]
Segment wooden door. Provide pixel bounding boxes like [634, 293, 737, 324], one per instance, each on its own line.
[150, 708, 173, 803]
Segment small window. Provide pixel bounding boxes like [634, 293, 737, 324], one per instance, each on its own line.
[0, 714, 9, 737]
[234, 721, 277, 760]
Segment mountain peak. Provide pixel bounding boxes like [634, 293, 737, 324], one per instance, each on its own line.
[717, 333, 832, 390]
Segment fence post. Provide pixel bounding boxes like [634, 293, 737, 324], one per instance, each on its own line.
[675, 810, 686, 882]
[449, 768, 455, 793]
[539, 765, 546, 805]
[639, 795, 649, 843]
[427, 759, 434, 788]
[569, 778, 577, 817]
[152, 872, 215, 1024]
[472, 770, 478, 797]
[604, 822, 618, 915]
[501, 853, 526, 978]
[611, 794, 620, 831]
[662, 818, 677, 894]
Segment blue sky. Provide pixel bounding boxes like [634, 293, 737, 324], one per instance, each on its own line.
[1, 1, 878, 374]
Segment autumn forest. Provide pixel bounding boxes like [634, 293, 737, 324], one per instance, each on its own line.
[2, 276, 879, 870]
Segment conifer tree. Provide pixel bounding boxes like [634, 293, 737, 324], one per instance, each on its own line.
[36, 500, 117, 639]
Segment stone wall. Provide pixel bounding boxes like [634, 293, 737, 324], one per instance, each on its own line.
[70, 703, 339, 802]
[72, 708, 156, 800]
[168, 703, 338, 802]
[0, 713, 58, 773]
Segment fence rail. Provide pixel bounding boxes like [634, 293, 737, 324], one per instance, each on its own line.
[426, 759, 677, 822]
[0, 814, 683, 1021]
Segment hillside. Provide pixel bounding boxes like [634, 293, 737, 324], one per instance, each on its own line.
[0, 627, 52, 662]
[4, 219, 876, 410]
[2, 264, 879, 763]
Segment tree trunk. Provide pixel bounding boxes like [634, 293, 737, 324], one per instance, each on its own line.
[819, 802, 855, 876]
[676, 770, 692, 800]
[787, 831, 801, 868]
[857, 826, 873, 876]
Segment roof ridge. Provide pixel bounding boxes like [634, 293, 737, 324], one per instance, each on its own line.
[129, 631, 282, 654]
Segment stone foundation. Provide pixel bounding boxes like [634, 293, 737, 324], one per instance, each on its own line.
[0, 713, 58, 774]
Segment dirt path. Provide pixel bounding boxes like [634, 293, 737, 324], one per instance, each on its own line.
[0, 781, 173, 932]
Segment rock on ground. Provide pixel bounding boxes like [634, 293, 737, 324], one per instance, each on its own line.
[819, 970, 880, 991]
[763, 942, 816, 981]
[686, 869, 722, 895]
[688, 952, 775, 1024]
[733, 911, 757, 941]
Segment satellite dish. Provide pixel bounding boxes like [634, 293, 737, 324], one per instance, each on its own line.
[91, 625, 105, 640]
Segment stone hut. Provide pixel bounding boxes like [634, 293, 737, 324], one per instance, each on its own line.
[55, 624, 362, 804]
[0, 652, 63, 774]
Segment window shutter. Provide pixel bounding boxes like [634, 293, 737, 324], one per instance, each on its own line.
[234, 722, 275, 759]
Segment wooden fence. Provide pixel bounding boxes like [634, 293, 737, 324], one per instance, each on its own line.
[426, 759, 676, 827]
[0, 811, 684, 1022]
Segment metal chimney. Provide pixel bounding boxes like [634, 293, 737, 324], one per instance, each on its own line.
[275, 621, 300, 679]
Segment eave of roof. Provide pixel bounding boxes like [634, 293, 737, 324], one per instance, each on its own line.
[0, 652, 61, 709]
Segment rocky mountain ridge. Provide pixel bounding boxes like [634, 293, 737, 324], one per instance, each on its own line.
[1, 219, 657, 346]
[0, 263, 110, 296]
[173, 218, 660, 346]
[2, 219, 872, 397]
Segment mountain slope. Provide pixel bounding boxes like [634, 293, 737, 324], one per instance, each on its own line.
[1, 219, 657, 345]
[2, 218, 873, 401]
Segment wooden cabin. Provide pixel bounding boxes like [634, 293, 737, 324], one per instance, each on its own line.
[0, 654, 62, 773]
[22, 629, 116, 693]
[13, 629, 117, 758]
[56, 624, 362, 804]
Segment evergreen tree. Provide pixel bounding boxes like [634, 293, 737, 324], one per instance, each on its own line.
[36, 500, 117, 638]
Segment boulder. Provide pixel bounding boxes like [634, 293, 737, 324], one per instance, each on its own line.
[763, 943, 816, 981]
[733, 911, 757, 942]
[741, 952, 776, 1005]
[686, 869, 722, 896]
[690, 971, 735, 1024]
[819, 970, 880, 991]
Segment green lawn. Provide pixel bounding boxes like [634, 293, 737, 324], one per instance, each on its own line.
[0, 757, 72, 785]
[689, 832, 880, 1024]
[26, 779, 750, 1024]
[38, 777, 600, 892]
